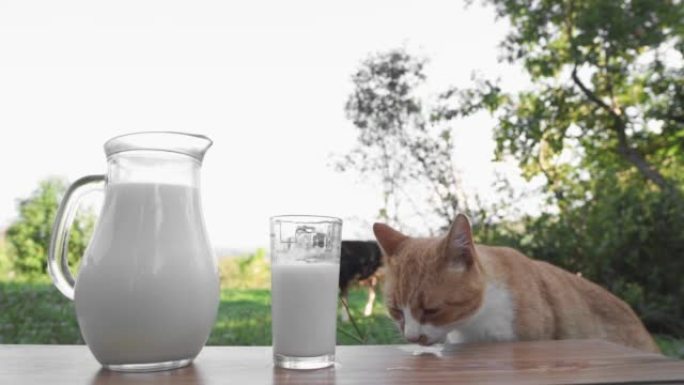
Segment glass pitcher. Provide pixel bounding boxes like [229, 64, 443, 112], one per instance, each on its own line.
[48, 132, 219, 372]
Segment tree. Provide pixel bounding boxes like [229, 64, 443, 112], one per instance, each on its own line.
[341, 0, 684, 335]
[5, 178, 95, 279]
[342, 49, 466, 233]
[450, 0, 684, 201]
[446, 0, 684, 335]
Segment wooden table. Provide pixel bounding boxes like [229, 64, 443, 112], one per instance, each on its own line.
[1, 340, 684, 384]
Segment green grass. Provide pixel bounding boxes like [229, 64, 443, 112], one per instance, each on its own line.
[0, 281, 401, 346]
[0, 281, 681, 359]
[0, 281, 82, 344]
[655, 335, 684, 358]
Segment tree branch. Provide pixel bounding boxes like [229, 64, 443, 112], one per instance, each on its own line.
[571, 66, 618, 119]
[603, 45, 621, 115]
[613, 123, 671, 191]
[571, 65, 672, 192]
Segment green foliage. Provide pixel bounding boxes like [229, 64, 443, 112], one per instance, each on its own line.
[218, 249, 271, 289]
[459, 0, 684, 338]
[655, 335, 684, 358]
[463, 0, 684, 195]
[5, 178, 95, 280]
[480, 177, 684, 336]
[0, 234, 12, 280]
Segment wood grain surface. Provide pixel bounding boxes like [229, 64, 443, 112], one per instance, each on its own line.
[1, 340, 684, 384]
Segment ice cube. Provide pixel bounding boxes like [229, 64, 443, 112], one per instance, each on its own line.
[294, 225, 315, 249]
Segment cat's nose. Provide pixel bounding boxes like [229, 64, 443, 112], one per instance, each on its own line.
[406, 334, 428, 345]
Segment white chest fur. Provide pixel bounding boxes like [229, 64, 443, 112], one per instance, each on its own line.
[446, 282, 516, 345]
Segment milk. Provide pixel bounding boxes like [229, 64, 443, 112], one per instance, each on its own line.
[74, 183, 219, 365]
[271, 262, 340, 357]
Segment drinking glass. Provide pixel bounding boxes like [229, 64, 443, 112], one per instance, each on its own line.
[270, 215, 342, 370]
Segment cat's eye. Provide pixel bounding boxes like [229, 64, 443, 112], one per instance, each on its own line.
[423, 308, 439, 316]
[389, 307, 403, 320]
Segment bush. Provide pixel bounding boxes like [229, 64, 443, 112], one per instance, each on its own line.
[5, 178, 94, 280]
[218, 249, 271, 289]
[479, 180, 684, 337]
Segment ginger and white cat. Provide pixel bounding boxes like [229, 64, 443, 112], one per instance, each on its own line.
[373, 214, 659, 352]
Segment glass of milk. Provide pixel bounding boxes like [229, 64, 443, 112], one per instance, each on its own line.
[270, 215, 342, 370]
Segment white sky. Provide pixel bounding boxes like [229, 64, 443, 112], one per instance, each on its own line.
[0, 0, 532, 250]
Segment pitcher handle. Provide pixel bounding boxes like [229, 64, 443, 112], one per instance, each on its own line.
[48, 175, 106, 300]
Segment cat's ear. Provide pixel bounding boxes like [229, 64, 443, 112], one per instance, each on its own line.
[373, 223, 408, 257]
[445, 213, 475, 270]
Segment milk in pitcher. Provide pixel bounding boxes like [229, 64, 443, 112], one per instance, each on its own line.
[74, 182, 219, 365]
